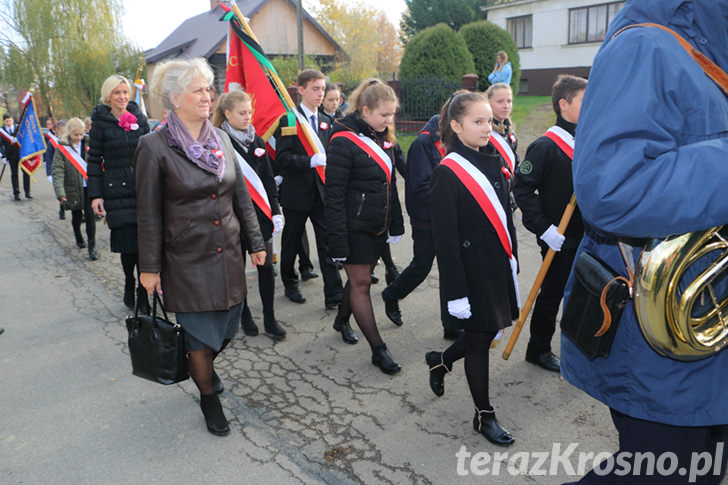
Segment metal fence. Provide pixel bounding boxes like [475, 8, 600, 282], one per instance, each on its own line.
[397, 75, 462, 121]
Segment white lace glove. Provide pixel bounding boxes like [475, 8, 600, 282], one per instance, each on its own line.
[386, 234, 402, 244]
[310, 153, 327, 168]
[272, 214, 284, 235]
[332, 257, 347, 263]
[274, 175, 283, 188]
[47, 175, 53, 184]
[540, 224, 565, 252]
[447, 297, 472, 319]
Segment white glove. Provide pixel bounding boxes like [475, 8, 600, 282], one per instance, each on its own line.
[1, 157, 7, 165]
[47, 175, 53, 184]
[447, 297, 472, 319]
[540, 224, 565, 252]
[274, 175, 283, 188]
[272, 214, 284, 235]
[386, 234, 402, 244]
[332, 257, 347, 263]
[310, 153, 327, 168]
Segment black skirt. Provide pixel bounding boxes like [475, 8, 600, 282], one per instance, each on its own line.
[110, 224, 138, 253]
[346, 231, 387, 265]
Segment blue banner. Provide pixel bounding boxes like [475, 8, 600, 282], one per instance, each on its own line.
[18, 96, 46, 164]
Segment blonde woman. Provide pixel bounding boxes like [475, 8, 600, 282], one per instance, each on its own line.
[487, 51, 512, 86]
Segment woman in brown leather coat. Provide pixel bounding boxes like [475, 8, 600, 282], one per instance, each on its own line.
[135, 58, 265, 437]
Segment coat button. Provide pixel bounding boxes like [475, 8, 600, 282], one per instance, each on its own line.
[213, 220, 220, 226]
[216, 247, 222, 254]
[463, 240, 471, 248]
[494, 181, 501, 189]
[121, 181, 126, 186]
[211, 193, 217, 200]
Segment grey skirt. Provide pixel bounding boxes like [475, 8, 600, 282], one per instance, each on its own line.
[175, 302, 243, 352]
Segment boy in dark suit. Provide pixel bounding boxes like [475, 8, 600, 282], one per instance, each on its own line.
[275, 69, 343, 308]
[1, 113, 30, 200]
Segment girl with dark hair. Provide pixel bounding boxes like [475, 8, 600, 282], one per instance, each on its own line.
[426, 91, 518, 445]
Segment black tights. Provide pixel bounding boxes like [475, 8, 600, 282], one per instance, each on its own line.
[380, 244, 395, 270]
[339, 262, 382, 347]
[442, 330, 497, 411]
[70, 208, 95, 244]
[247, 242, 275, 318]
[120, 252, 140, 285]
[189, 339, 230, 396]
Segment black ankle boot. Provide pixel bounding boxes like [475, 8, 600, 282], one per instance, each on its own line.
[241, 304, 258, 336]
[136, 287, 150, 315]
[263, 314, 286, 341]
[425, 351, 450, 397]
[123, 278, 135, 309]
[381, 290, 403, 326]
[473, 407, 514, 446]
[75, 232, 86, 248]
[200, 393, 230, 436]
[371, 343, 401, 375]
[87, 243, 98, 261]
[333, 308, 358, 345]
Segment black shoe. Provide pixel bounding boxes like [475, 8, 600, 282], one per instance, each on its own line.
[385, 265, 400, 286]
[425, 351, 449, 397]
[381, 291, 403, 326]
[370, 272, 379, 284]
[13, 194, 21, 201]
[136, 287, 150, 315]
[264, 315, 287, 341]
[333, 312, 358, 345]
[473, 408, 514, 446]
[24, 193, 32, 199]
[241, 306, 258, 336]
[200, 393, 230, 436]
[88, 245, 98, 261]
[285, 286, 306, 304]
[300, 267, 319, 281]
[212, 371, 224, 394]
[525, 351, 561, 373]
[123, 279, 135, 309]
[325, 294, 343, 310]
[76, 238, 86, 249]
[371, 343, 401, 375]
[443, 328, 463, 341]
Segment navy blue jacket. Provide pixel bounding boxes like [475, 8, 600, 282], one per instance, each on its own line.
[404, 115, 443, 228]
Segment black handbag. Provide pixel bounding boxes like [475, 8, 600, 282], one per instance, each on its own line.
[125, 291, 189, 384]
[561, 251, 631, 359]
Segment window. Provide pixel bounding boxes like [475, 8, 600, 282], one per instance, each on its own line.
[568, 2, 624, 44]
[508, 15, 532, 49]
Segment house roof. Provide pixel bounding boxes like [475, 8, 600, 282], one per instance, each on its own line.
[482, 0, 541, 12]
[145, 0, 344, 63]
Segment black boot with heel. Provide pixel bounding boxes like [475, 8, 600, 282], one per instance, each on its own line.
[371, 343, 401, 374]
[473, 407, 514, 446]
[425, 351, 450, 397]
[200, 393, 230, 436]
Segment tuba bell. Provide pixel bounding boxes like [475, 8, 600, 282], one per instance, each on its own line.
[633, 226, 728, 361]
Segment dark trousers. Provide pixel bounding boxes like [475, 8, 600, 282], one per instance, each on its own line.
[297, 231, 313, 272]
[280, 199, 342, 301]
[527, 244, 577, 356]
[8, 158, 30, 196]
[71, 187, 96, 245]
[385, 226, 436, 301]
[567, 409, 728, 484]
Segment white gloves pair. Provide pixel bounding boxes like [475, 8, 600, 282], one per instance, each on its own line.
[540, 224, 565, 252]
[272, 214, 284, 235]
[310, 153, 327, 168]
[448, 297, 471, 320]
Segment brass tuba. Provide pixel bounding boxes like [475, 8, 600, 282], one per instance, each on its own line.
[633, 226, 728, 361]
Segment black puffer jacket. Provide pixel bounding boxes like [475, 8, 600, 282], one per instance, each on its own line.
[325, 113, 404, 259]
[87, 101, 149, 229]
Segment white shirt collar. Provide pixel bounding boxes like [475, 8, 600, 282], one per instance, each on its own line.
[299, 104, 317, 123]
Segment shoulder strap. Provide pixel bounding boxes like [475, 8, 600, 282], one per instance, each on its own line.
[612, 23, 728, 95]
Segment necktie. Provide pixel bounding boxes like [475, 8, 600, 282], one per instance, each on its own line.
[310, 114, 317, 134]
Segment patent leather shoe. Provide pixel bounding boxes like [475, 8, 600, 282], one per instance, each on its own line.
[371, 343, 401, 374]
[200, 393, 230, 436]
[525, 351, 561, 373]
[285, 286, 306, 304]
[425, 351, 449, 397]
[473, 408, 514, 446]
[333, 312, 358, 344]
[300, 267, 319, 281]
[381, 291, 403, 326]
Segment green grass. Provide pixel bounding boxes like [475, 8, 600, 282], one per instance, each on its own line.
[396, 95, 551, 155]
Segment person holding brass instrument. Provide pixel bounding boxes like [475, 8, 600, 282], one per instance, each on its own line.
[561, 1, 728, 483]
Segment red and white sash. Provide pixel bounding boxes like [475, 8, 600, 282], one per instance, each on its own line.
[440, 152, 520, 305]
[0, 126, 19, 147]
[330, 131, 392, 183]
[234, 151, 272, 221]
[544, 126, 574, 160]
[489, 131, 515, 176]
[46, 132, 87, 179]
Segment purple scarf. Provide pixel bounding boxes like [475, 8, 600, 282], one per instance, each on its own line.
[166, 111, 226, 181]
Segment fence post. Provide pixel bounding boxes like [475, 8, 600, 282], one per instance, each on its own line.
[387, 79, 400, 100]
[461, 73, 479, 92]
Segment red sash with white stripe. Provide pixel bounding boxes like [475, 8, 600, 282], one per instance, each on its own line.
[46, 132, 87, 179]
[489, 131, 515, 175]
[440, 152, 520, 305]
[234, 151, 272, 221]
[330, 131, 392, 183]
[0, 127, 19, 147]
[544, 126, 574, 160]
[420, 130, 446, 158]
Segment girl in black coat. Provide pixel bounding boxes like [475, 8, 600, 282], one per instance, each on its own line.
[87, 74, 150, 311]
[426, 92, 518, 445]
[212, 90, 286, 341]
[325, 78, 405, 375]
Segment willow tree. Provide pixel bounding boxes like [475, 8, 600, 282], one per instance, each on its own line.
[0, 0, 140, 118]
